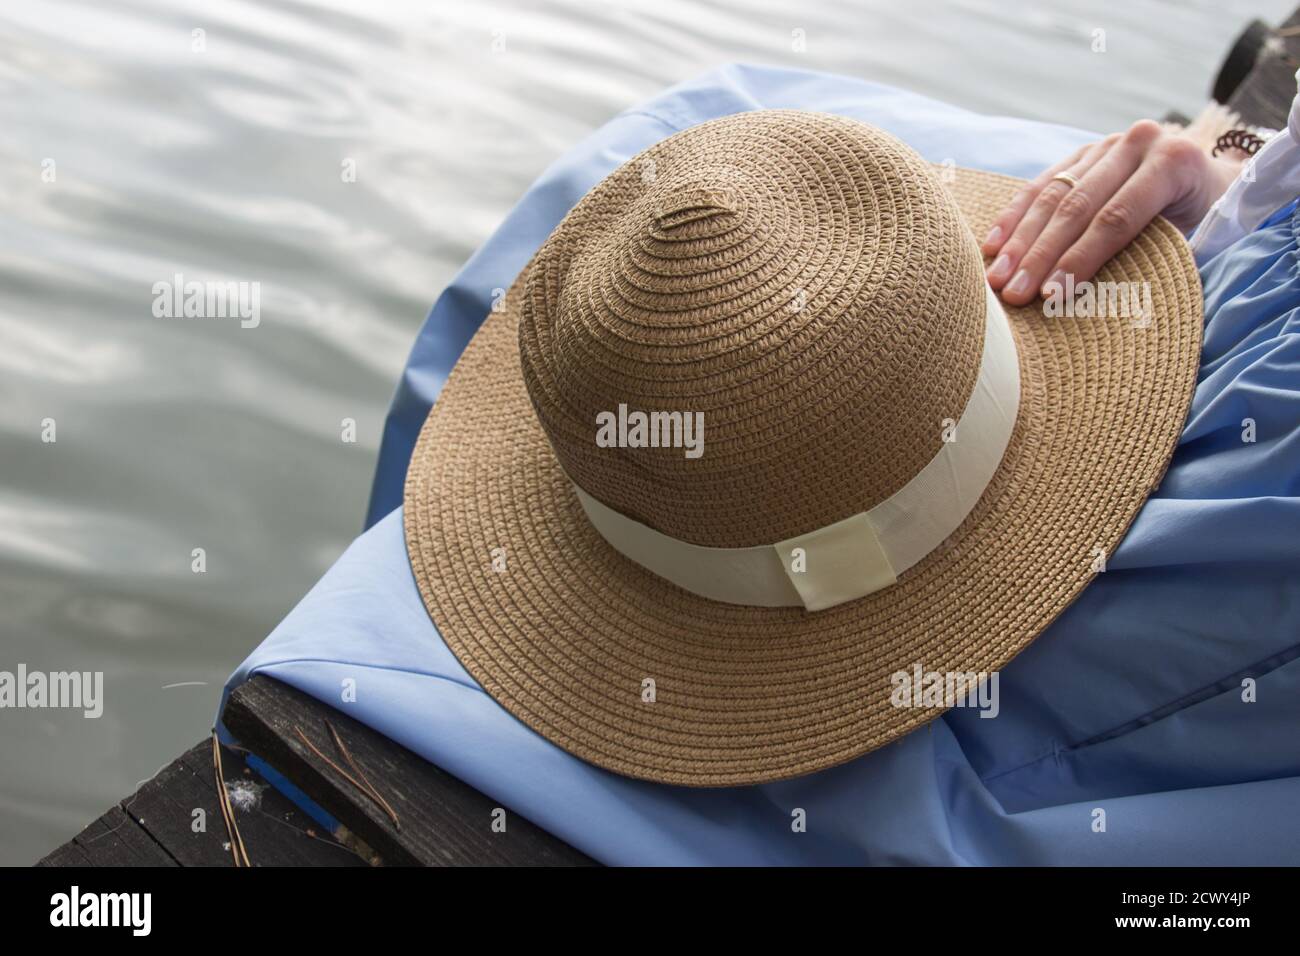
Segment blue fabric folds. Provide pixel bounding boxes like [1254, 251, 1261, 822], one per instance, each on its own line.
[222, 64, 1300, 865]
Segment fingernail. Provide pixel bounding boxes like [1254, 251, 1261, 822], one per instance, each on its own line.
[987, 253, 1012, 282]
[1005, 269, 1031, 297]
[1042, 269, 1066, 297]
[983, 225, 1003, 248]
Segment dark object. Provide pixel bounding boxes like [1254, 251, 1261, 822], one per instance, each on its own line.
[37, 740, 365, 867]
[1213, 129, 1267, 157]
[1214, 19, 1274, 105]
[220, 676, 595, 866]
[1223, 9, 1300, 129]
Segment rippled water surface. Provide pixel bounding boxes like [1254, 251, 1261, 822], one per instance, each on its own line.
[0, 0, 1288, 863]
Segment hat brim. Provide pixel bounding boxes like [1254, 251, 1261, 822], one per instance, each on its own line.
[403, 167, 1202, 787]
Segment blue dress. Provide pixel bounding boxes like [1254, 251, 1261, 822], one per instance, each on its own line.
[222, 65, 1300, 865]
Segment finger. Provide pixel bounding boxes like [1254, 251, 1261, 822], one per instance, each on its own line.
[987, 142, 1108, 291]
[1047, 161, 1181, 291]
[980, 144, 1090, 255]
[1000, 133, 1151, 305]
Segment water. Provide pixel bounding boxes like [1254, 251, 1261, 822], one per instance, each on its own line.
[0, 0, 1288, 865]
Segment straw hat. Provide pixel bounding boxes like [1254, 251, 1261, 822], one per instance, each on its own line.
[404, 110, 1201, 787]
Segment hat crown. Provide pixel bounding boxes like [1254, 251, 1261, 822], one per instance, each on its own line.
[519, 111, 987, 548]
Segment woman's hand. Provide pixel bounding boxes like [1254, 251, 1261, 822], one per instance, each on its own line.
[982, 119, 1245, 305]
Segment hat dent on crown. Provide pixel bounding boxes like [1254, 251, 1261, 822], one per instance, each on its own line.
[518, 111, 990, 550]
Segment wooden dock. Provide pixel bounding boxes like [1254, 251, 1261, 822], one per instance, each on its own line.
[36, 711, 366, 868]
[34, 10, 1300, 868]
[39, 675, 592, 867]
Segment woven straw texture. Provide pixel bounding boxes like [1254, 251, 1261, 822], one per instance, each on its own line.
[519, 111, 984, 545]
[404, 111, 1202, 787]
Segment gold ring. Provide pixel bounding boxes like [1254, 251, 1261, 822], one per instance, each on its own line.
[1051, 172, 1082, 189]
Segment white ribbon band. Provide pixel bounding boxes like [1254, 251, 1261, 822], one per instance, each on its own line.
[574, 285, 1021, 611]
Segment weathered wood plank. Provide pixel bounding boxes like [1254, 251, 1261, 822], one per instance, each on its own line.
[1227, 10, 1300, 129]
[222, 676, 595, 866]
[183, 738, 369, 868]
[70, 807, 178, 867]
[119, 746, 247, 867]
[34, 841, 91, 867]
[176, 740, 369, 867]
[115, 753, 225, 867]
[36, 740, 365, 867]
[125, 741, 366, 867]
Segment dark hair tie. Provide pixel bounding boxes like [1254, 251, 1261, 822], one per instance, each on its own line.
[1212, 129, 1266, 157]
